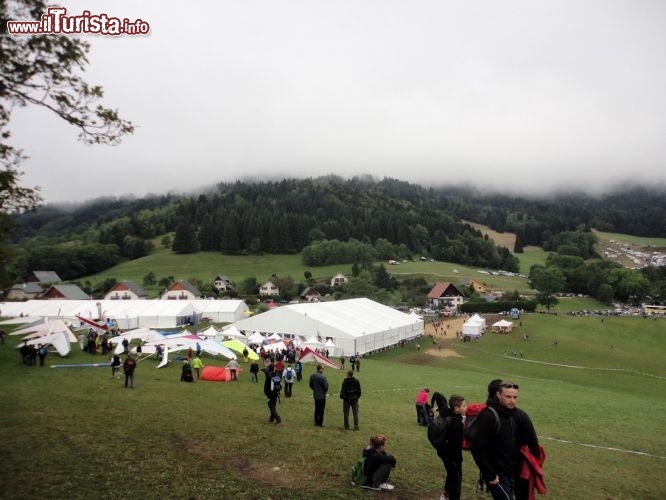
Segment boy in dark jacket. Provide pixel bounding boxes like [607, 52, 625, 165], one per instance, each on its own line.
[361, 434, 396, 491]
[437, 395, 467, 500]
[262, 364, 281, 423]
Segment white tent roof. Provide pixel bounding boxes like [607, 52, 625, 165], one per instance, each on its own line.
[188, 299, 249, 323]
[231, 298, 424, 355]
[302, 336, 322, 347]
[247, 331, 265, 343]
[492, 319, 514, 327]
[198, 326, 219, 338]
[0, 299, 213, 329]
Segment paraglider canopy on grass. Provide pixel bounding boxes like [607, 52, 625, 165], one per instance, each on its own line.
[299, 347, 340, 370]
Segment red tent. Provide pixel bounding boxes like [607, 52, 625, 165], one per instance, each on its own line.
[299, 347, 341, 370]
[200, 366, 242, 382]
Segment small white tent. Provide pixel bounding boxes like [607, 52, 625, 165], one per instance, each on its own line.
[492, 319, 514, 333]
[462, 316, 484, 337]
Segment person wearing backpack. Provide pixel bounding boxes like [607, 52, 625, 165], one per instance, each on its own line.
[123, 355, 137, 388]
[267, 367, 282, 424]
[283, 364, 295, 397]
[339, 370, 362, 430]
[435, 395, 467, 500]
[181, 360, 194, 382]
[470, 380, 540, 500]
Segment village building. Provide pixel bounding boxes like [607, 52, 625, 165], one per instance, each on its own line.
[426, 282, 465, 309]
[103, 281, 148, 300]
[25, 271, 62, 286]
[41, 283, 89, 300]
[300, 286, 321, 302]
[259, 279, 280, 297]
[330, 273, 348, 287]
[212, 274, 235, 293]
[160, 280, 202, 300]
[6, 282, 44, 300]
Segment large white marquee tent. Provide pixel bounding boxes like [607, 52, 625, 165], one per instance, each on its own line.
[230, 298, 424, 356]
[0, 299, 248, 329]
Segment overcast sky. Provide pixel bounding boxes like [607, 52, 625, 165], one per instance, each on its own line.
[10, 0, 666, 203]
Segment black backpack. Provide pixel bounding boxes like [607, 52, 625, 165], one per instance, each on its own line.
[427, 414, 451, 449]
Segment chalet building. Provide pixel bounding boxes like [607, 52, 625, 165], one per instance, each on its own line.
[426, 282, 464, 309]
[6, 282, 44, 300]
[300, 287, 321, 302]
[41, 283, 89, 300]
[460, 278, 488, 294]
[160, 280, 202, 300]
[212, 274, 235, 292]
[103, 281, 148, 300]
[330, 273, 348, 287]
[259, 279, 280, 297]
[25, 271, 62, 286]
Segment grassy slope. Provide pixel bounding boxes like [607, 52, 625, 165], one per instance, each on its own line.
[83, 250, 538, 298]
[1, 314, 664, 499]
[593, 230, 666, 248]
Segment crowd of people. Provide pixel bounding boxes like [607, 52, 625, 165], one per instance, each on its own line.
[7, 320, 543, 499]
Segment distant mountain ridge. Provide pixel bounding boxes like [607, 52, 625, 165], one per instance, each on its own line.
[7, 176, 666, 282]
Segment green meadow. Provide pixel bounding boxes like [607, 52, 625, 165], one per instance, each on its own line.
[1, 314, 664, 499]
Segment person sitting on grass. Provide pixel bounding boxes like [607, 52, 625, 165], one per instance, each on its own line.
[361, 434, 397, 491]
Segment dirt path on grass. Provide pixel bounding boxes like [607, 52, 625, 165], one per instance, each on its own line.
[422, 317, 466, 358]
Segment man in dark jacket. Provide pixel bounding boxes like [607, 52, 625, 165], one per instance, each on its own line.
[308, 364, 329, 426]
[361, 434, 396, 491]
[339, 370, 362, 430]
[470, 381, 540, 500]
[437, 395, 467, 500]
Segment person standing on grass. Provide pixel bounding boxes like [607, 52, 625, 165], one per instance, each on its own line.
[435, 394, 467, 500]
[250, 360, 260, 382]
[283, 363, 295, 397]
[470, 381, 541, 500]
[111, 354, 121, 379]
[360, 434, 396, 491]
[309, 364, 329, 426]
[226, 357, 240, 381]
[415, 387, 431, 426]
[295, 359, 303, 381]
[123, 354, 137, 388]
[37, 344, 48, 366]
[267, 366, 282, 424]
[191, 356, 204, 380]
[340, 370, 361, 430]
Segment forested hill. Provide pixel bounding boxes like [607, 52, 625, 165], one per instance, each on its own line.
[7, 176, 666, 282]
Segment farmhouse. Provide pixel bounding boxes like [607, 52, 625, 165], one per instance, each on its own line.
[103, 281, 148, 300]
[25, 271, 62, 286]
[259, 279, 280, 297]
[212, 275, 235, 293]
[230, 297, 424, 356]
[426, 282, 464, 309]
[300, 287, 321, 302]
[460, 278, 487, 294]
[160, 280, 202, 300]
[330, 273, 348, 287]
[6, 282, 43, 300]
[41, 284, 89, 300]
